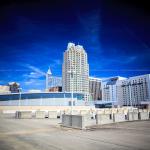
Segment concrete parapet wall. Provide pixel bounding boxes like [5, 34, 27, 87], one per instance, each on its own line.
[138, 112, 149, 120]
[113, 113, 126, 122]
[96, 114, 113, 125]
[16, 111, 32, 119]
[48, 111, 58, 119]
[35, 111, 46, 119]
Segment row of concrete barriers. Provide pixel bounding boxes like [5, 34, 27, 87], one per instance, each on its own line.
[62, 111, 150, 129]
[15, 111, 58, 119]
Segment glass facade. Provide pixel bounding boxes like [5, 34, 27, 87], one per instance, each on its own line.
[0, 92, 83, 101]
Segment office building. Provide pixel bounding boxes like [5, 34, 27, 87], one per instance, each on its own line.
[62, 42, 89, 101]
[89, 77, 102, 100]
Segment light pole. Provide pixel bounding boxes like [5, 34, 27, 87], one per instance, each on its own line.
[18, 88, 22, 110]
[128, 82, 132, 107]
[68, 60, 75, 114]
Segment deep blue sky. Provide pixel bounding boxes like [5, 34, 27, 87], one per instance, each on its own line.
[0, 0, 150, 91]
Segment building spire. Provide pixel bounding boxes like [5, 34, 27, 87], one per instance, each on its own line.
[47, 66, 52, 75]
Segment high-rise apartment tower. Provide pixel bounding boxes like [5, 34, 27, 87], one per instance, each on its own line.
[62, 42, 89, 101]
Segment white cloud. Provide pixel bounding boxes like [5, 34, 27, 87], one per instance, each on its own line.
[23, 64, 46, 79]
[24, 79, 44, 86]
[26, 64, 46, 76]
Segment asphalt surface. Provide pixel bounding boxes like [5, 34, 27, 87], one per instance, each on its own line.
[0, 115, 150, 150]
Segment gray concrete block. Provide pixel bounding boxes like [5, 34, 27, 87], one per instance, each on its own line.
[35, 111, 45, 119]
[71, 115, 84, 129]
[127, 112, 133, 121]
[62, 114, 96, 129]
[96, 114, 113, 125]
[83, 115, 96, 127]
[127, 112, 138, 121]
[72, 110, 80, 115]
[16, 111, 32, 119]
[138, 112, 149, 120]
[113, 113, 126, 122]
[62, 114, 72, 127]
[48, 111, 58, 119]
[80, 110, 89, 115]
[133, 112, 139, 120]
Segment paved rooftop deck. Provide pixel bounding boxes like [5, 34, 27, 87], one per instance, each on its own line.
[0, 116, 150, 150]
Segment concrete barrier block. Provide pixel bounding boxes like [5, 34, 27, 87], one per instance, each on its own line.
[62, 114, 72, 127]
[64, 110, 71, 115]
[143, 109, 148, 112]
[35, 111, 46, 119]
[104, 110, 112, 114]
[16, 111, 32, 119]
[80, 110, 89, 115]
[84, 115, 96, 127]
[59, 110, 65, 118]
[48, 111, 58, 119]
[127, 112, 138, 121]
[96, 114, 113, 125]
[139, 112, 149, 120]
[133, 112, 139, 120]
[117, 109, 124, 114]
[138, 109, 143, 113]
[72, 110, 80, 115]
[96, 110, 105, 114]
[113, 113, 126, 122]
[127, 112, 133, 121]
[71, 115, 84, 129]
[62, 114, 96, 129]
[111, 109, 118, 114]
[123, 110, 128, 115]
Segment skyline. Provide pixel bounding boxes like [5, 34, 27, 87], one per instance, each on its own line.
[0, 0, 150, 91]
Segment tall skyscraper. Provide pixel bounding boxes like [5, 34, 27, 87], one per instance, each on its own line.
[62, 42, 89, 101]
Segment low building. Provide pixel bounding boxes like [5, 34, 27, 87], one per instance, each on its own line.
[0, 92, 94, 106]
[8, 82, 20, 93]
[0, 85, 10, 94]
[48, 86, 62, 92]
